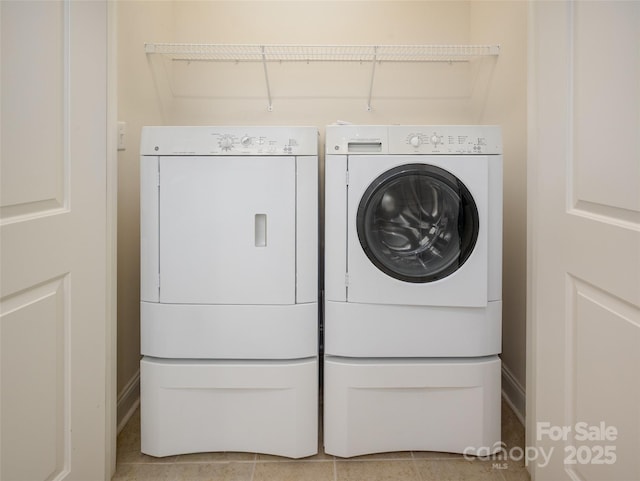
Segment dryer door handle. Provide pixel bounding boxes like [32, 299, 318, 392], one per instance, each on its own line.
[255, 213, 267, 247]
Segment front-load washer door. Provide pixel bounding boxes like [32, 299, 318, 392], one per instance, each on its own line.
[159, 156, 296, 305]
[347, 155, 489, 307]
[357, 163, 479, 283]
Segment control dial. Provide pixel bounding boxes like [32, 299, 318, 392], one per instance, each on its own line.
[219, 135, 234, 151]
[409, 136, 422, 147]
[430, 135, 441, 146]
[240, 136, 252, 147]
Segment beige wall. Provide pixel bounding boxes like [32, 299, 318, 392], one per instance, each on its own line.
[116, 0, 174, 425]
[117, 0, 528, 421]
[167, 1, 472, 126]
[470, 0, 528, 416]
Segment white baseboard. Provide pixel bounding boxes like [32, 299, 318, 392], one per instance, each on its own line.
[117, 369, 140, 434]
[501, 363, 525, 425]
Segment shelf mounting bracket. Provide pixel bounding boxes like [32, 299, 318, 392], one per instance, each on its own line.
[366, 46, 378, 112]
[261, 46, 273, 112]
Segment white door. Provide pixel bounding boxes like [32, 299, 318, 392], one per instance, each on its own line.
[1, 2, 111, 481]
[159, 156, 296, 304]
[528, 2, 640, 481]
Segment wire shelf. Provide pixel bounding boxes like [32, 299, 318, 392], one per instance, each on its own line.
[144, 43, 500, 110]
[145, 43, 500, 62]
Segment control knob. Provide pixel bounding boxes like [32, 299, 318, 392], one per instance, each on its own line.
[430, 135, 440, 146]
[241, 136, 252, 147]
[219, 135, 233, 150]
[409, 136, 422, 147]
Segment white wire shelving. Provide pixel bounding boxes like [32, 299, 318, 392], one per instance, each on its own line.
[144, 43, 500, 110]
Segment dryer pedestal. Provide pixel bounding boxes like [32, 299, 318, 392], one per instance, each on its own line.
[323, 356, 501, 458]
[141, 357, 318, 458]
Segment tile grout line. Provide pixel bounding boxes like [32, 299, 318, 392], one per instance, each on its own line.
[249, 453, 257, 481]
[497, 466, 508, 481]
[411, 452, 422, 481]
[169, 460, 178, 481]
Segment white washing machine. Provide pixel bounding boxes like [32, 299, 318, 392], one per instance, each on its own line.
[140, 126, 318, 458]
[324, 125, 502, 457]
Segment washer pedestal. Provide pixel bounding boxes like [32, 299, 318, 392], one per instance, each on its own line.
[323, 356, 501, 458]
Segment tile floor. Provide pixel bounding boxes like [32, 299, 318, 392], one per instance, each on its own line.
[113, 400, 530, 481]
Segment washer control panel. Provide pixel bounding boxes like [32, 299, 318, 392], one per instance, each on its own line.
[326, 125, 502, 155]
[391, 126, 500, 154]
[141, 126, 318, 156]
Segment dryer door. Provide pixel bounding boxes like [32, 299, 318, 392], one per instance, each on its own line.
[357, 163, 479, 283]
[159, 156, 296, 304]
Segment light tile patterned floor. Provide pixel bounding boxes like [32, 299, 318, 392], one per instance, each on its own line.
[113, 400, 530, 481]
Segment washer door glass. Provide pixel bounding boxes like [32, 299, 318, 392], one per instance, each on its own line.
[357, 163, 479, 283]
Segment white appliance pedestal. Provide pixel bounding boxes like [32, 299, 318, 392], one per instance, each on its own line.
[323, 356, 501, 458]
[141, 357, 318, 458]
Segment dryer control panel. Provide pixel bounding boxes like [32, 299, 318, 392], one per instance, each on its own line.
[141, 126, 318, 156]
[326, 125, 502, 155]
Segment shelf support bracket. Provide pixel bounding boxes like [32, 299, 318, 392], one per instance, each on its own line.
[366, 46, 378, 111]
[261, 46, 273, 111]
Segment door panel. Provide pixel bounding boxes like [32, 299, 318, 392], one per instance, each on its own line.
[572, 3, 639, 216]
[1, 278, 66, 481]
[570, 279, 640, 481]
[0, 1, 65, 218]
[0, 1, 109, 480]
[159, 156, 296, 304]
[529, 2, 640, 480]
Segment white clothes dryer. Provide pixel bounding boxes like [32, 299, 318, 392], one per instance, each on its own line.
[140, 126, 318, 458]
[324, 125, 502, 457]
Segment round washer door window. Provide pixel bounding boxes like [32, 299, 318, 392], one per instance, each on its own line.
[357, 163, 479, 283]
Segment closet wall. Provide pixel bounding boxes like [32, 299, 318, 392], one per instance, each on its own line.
[117, 0, 527, 424]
